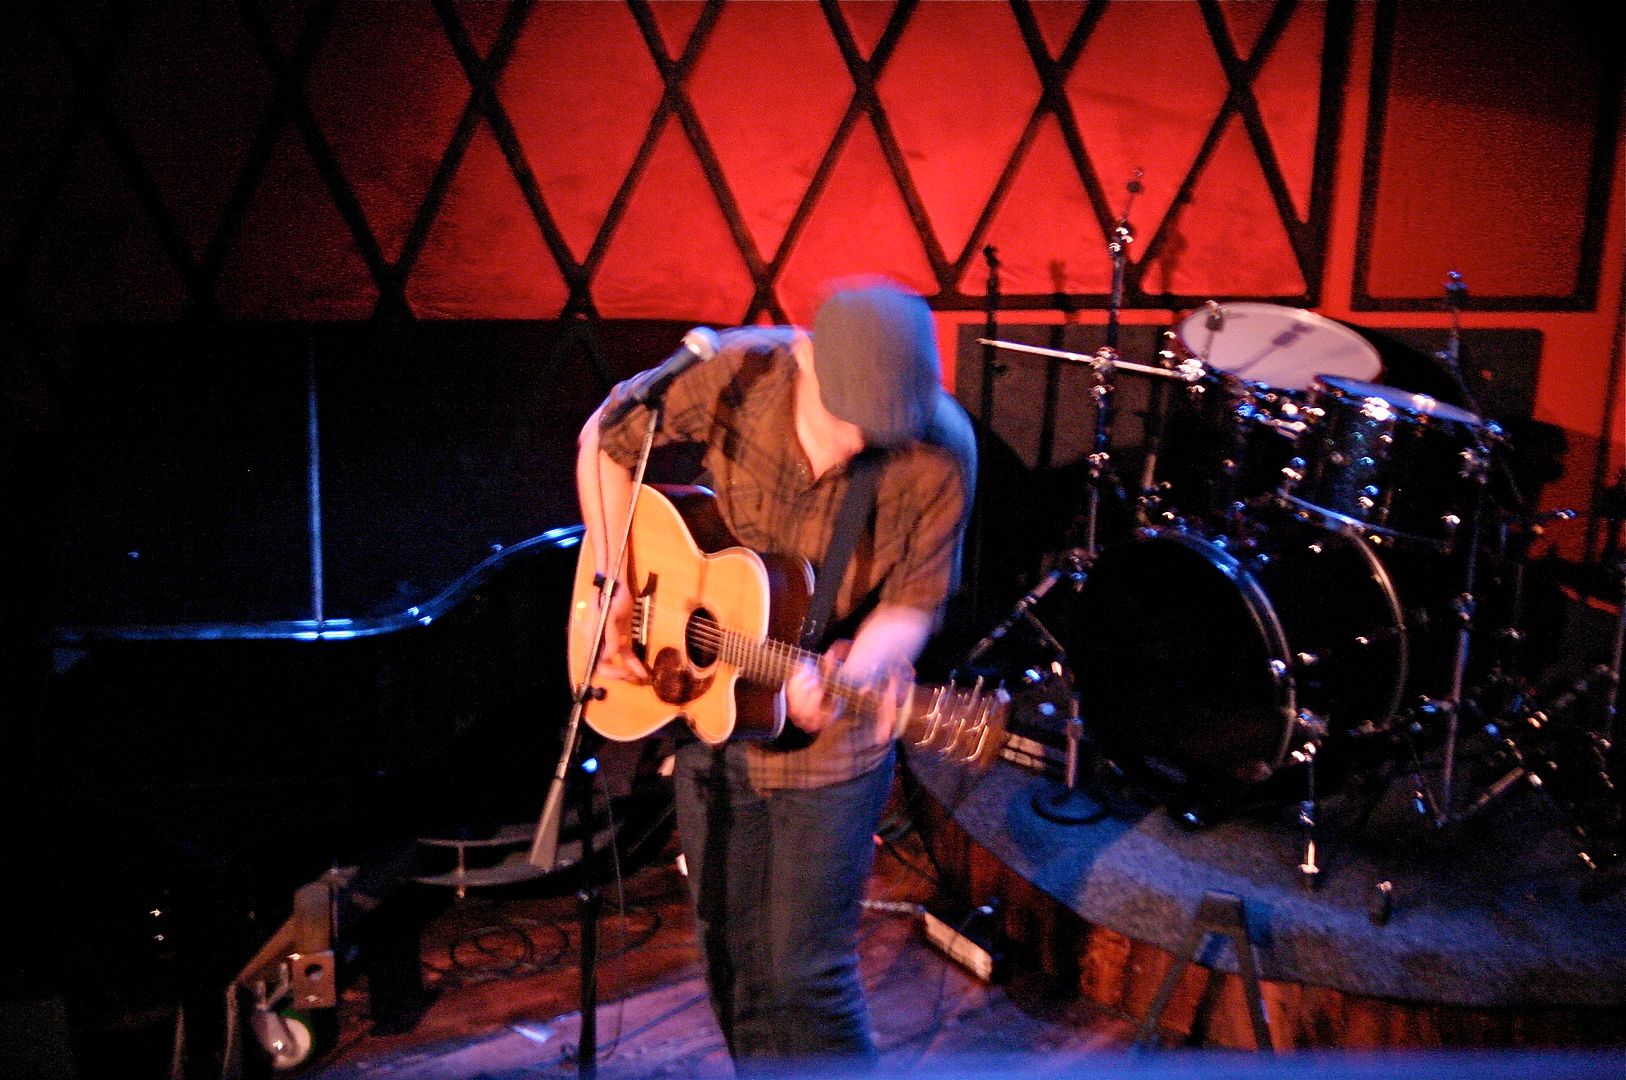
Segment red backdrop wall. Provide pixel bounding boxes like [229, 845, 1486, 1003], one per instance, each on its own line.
[2, 0, 1621, 558]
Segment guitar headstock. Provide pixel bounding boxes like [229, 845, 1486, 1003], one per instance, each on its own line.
[905, 679, 1010, 770]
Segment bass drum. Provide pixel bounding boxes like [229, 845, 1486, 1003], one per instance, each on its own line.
[1071, 511, 1409, 819]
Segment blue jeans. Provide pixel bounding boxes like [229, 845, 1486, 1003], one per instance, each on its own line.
[673, 740, 895, 1071]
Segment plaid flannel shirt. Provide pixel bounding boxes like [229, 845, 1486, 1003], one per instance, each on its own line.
[596, 326, 967, 790]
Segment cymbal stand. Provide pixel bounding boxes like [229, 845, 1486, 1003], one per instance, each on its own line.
[1081, 347, 1129, 558]
[1436, 270, 1535, 523]
[958, 340, 1133, 826]
[1406, 426, 1495, 826]
[962, 341, 1170, 823]
[1105, 169, 1142, 352]
[967, 340, 1191, 825]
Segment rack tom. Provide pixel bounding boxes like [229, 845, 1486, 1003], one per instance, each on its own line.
[1281, 375, 1494, 551]
[1146, 303, 1382, 528]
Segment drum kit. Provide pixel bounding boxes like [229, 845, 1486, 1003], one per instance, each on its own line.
[971, 301, 1623, 890]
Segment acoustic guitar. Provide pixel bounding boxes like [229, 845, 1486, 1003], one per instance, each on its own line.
[567, 485, 1006, 768]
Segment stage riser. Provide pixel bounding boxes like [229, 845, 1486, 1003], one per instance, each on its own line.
[915, 794, 1625, 1051]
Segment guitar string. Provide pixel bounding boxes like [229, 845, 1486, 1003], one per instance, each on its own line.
[619, 598, 1001, 766]
[631, 596, 998, 745]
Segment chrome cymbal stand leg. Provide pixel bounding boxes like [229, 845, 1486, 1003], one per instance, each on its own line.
[1419, 430, 1496, 824]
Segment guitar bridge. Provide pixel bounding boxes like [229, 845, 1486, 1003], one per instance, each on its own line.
[634, 572, 657, 651]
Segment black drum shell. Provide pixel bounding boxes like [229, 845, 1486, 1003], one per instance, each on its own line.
[1070, 513, 1413, 812]
[1147, 374, 1302, 528]
[1282, 375, 1491, 551]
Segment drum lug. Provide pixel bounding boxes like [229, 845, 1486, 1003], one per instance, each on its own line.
[1459, 445, 1492, 480]
[1294, 710, 1329, 742]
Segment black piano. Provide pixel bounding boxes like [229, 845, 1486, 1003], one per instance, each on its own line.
[10, 320, 694, 1077]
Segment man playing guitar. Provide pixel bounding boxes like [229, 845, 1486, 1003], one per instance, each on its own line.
[576, 279, 975, 1070]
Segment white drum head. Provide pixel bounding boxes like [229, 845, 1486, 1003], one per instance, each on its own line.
[1177, 302, 1381, 391]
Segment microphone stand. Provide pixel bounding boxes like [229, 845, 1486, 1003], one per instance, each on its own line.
[971, 245, 1004, 622]
[528, 390, 668, 1080]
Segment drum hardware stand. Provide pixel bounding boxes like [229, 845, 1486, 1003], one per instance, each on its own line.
[1543, 535, 1624, 897]
[1287, 714, 1330, 889]
[1031, 655, 1107, 825]
[1405, 526, 1623, 897]
[1104, 168, 1142, 351]
[953, 552, 1107, 825]
[1402, 429, 1497, 828]
[1452, 663, 1622, 899]
[1573, 510, 1626, 897]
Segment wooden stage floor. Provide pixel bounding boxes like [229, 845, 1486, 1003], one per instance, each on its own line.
[288, 772, 1625, 1080]
[301, 813, 1134, 1078]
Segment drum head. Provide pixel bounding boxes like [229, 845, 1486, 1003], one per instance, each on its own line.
[1177, 302, 1380, 391]
[1072, 532, 1293, 796]
[1071, 516, 1406, 810]
[1313, 374, 1484, 428]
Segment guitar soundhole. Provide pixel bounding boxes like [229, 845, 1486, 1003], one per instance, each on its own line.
[685, 607, 720, 667]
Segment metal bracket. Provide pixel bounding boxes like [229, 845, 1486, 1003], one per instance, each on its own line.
[1133, 889, 1271, 1052]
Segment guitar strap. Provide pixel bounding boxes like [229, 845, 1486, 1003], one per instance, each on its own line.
[763, 450, 883, 753]
[800, 448, 883, 651]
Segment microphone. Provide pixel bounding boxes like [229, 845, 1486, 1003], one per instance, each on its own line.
[600, 326, 720, 426]
[1205, 300, 1225, 331]
[959, 551, 1086, 669]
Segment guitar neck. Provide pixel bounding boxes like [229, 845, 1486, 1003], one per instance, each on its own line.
[582, 483, 1004, 768]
